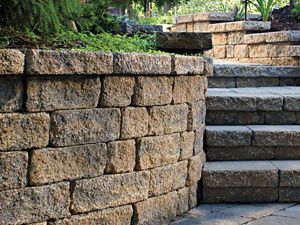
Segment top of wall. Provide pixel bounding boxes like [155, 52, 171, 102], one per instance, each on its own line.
[174, 12, 234, 24]
[0, 49, 212, 76]
[208, 21, 271, 33]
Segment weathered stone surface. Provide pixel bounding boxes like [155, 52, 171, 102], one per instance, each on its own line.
[203, 187, 278, 203]
[213, 45, 226, 59]
[156, 32, 212, 52]
[226, 45, 235, 58]
[246, 215, 299, 225]
[0, 182, 70, 225]
[0, 151, 28, 190]
[264, 111, 297, 125]
[176, 23, 187, 32]
[133, 76, 173, 106]
[284, 96, 300, 111]
[208, 77, 236, 88]
[121, 107, 149, 139]
[0, 77, 23, 112]
[206, 126, 252, 146]
[71, 171, 149, 213]
[234, 45, 249, 58]
[50, 108, 120, 147]
[136, 134, 181, 170]
[173, 56, 206, 75]
[0, 49, 25, 75]
[188, 101, 206, 131]
[279, 187, 300, 202]
[186, 23, 194, 32]
[206, 111, 265, 125]
[0, 113, 50, 151]
[245, 31, 300, 44]
[113, 52, 171, 75]
[106, 140, 136, 174]
[212, 33, 228, 45]
[249, 45, 269, 58]
[203, 161, 278, 188]
[228, 32, 245, 45]
[194, 12, 233, 22]
[272, 161, 300, 187]
[194, 22, 211, 32]
[26, 50, 113, 75]
[177, 188, 189, 215]
[134, 191, 178, 225]
[30, 222, 48, 225]
[173, 76, 206, 104]
[236, 77, 279, 87]
[149, 161, 188, 197]
[176, 14, 193, 24]
[27, 76, 101, 111]
[189, 183, 199, 209]
[148, 104, 188, 135]
[194, 125, 205, 155]
[275, 147, 300, 160]
[99, 76, 134, 107]
[50, 205, 133, 225]
[30, 143, 107, 185]
[180, 131, 194, 160]
[187, 153, 206, 186]
[209, 21, 271, 33]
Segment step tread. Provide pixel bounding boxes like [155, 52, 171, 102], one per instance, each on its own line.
[204, 161, 277, 171]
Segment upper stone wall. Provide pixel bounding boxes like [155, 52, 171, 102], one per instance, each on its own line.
[0, 49, 210, 225]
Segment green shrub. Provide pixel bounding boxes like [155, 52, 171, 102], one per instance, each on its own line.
[250, 0, 275, 21]
[292, 3, 300, 20]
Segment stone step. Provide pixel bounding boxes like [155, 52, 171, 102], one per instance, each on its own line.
[202, 160, 300, 203]
[205, 125, 300, 160]
[210, 62, 300, 88]
[206, 87, 300, 125]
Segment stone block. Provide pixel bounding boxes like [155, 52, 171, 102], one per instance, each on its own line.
[189, 183, 199, 209]
[212, 33, 228, 45]
[176, 23, 187, 32]
[0, 113, 50, 151]
[234, 45, 249, 58]
[71, 171, 149, 213]
[113, 52, 172, 75]
[272, 161, 300, 187]
[193, 12, 233, 22]
[244, 33, 267, 44]
[226, 21, 271, 32]
[188, 101, 206, 131]
[206, 111, 264, 125]
[269, 57, 299, 66]
[26, 50, 113, 75]
[148, 104, 188, 135]
[0, 77, 23, 112]
[179, 131, 194, 160]
[193, 22, 210, 32]
[279, 187, 300, 202]
[100, 76, 134, 107]
[186, 22, 194, 32]
[133, 76, 173, 106]
[213, 45, 226, 59]
[106, 140, 136, 174]
[228, 32, 245, 45]
[134, 192, 178, 225]
[264, 112, 297, 125]
[173, 75, 206, 104]
[187, 153, 206, 186]
[136, 134, 181, 170]
[0, 151, 28, 190]
[173, 56, 206, 75]
[49, 205, 133, 225]
[121, 107, 149, 139]
[284, 96, 300, 111]
[50, 108, 120, 147]
[176, 188, 190, 215]
[0, 49, 25, 74]
[149, 161, 188, 197]
[267, 31, 300, 43]
[27, 76, 101, 111]
[0, 182, 70, 225]
[236, 77, 279, 87]
[226, 45, 235, 58]
[275, 147, 300, 160]
[30, 143, 107, 185]
[176, 14, 193, 24]
[208, 77, 236, 88]
[249, 45, 268, 58]
[194, 125, 205, 155]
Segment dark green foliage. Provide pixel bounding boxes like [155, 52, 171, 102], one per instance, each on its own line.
[292, 3, 300, 20]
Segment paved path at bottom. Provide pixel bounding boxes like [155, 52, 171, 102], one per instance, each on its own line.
[171, 203, 300, 225]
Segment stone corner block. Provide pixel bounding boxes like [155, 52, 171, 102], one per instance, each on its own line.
[0, 49, 25, 75]
[173, 55, 206, 75]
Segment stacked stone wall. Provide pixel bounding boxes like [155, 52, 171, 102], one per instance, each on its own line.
[0, 49, 210, 225]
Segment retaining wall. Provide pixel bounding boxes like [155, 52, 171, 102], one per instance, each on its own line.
[0, 49, 210, 225]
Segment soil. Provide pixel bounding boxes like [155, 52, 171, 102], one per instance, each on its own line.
[270, 5, 300, 31]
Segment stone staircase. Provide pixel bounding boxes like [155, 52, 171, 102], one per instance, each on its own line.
[202, 62, 300, 203]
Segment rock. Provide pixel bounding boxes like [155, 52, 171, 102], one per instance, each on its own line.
[176, 188, 190, 215]
[30, 143, 107, 185]
[118, 18, 163, 35]
[71, 171, 149, 213]
[50, 108, 121, 147]
[0, 113, 50, 151]
[26, 50, 113, 75]
[0, 182, 70, 225]
[0, 49, 25, 74]
[188, 101, 206, 131]
[228, 31, 245, 44]
[212, 33, 228, 45]
[187, 153, 206, 186]
[0, 77, 23, 112]
[194, 125, 205, 155]
[26, 76, 101, 111]
[173, 56, 206, 75]
[179, 131, 195, 160]
[106, 140, 136, 174]
[136, 134, 181, 170]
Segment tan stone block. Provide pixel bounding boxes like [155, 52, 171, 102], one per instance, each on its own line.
[268, 44, 292, 57]
[177, 187, 190, 215]
[270, 57, 299, 66]
[176, 23, 187, 32]
[113, 52, 172, 75]
[187, 152, 206, 186]
[26, 50, 113, 75]
[30, 222, 47, 225]
[136, 134, 181, 170]
[71, 171, 149, 213]
[213, 45, 226, 59]
[30, 144, 107, 185]
[226, 45, 235, 58]
[0, 182, 70, 225]
[49, 205, 133, 225]
[173, 76, 206, 104]
[249, 45, 268, 58]
[173, 55, 206, 75]
[149, 104, 188, 135]
[133, 76, 173, 106]
[0, 77, 23, 112]
[208, 23, 226, 33]
[100, 76, 134, 107]
[106, 140, 136, 174]
[149, 161, 188, 197]
[134, 192, 178, 225]
[186, 22, 194, 32]
[228, 31, 245, 45]
[0, 113, 50, 151]
[225, 21, 271, 32]
[188, 101, 206, 131]
[121, 107, 149, 139]
[0, 151, 28, 190]
[50, 109, 120, 147]
[212, 33, 228, 45]
[27, 77, 101, 111]
[176, 14, 193, 24]
[194, 125, 205, 155]
[194, 22, 210, 32]
[234, 45, 249, 58]
[0, 49, 25, 75]
[189, 183, 199, 209]
[244, 33, 267, 44]
[180, 131, 195, 160]
[193, 12, 233, 22]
